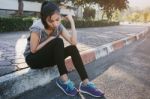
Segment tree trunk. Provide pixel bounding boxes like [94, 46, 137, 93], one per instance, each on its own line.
[18, 0, 24, 16]
[102, 11, 105, 20]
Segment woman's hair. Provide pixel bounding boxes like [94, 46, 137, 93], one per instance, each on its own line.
[40, 1, 60, 29]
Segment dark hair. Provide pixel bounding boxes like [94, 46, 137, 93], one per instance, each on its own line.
[40, 1, 60, 29]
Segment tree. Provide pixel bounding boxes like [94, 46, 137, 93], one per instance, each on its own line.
[23, 0, 128, 21]
[143, 12, 149, 22]
[18, 0, 24, 16]
[95, 0, 129, 20]
[83, 7, 95, 20]
[72, 0, 128, 20]
[73, 0, 91, 6]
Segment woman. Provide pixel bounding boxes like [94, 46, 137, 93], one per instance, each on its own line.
[24, 1, 104, 97]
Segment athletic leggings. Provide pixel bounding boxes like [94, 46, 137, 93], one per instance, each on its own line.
[25, 38, 88, 81]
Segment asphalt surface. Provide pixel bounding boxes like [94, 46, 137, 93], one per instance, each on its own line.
[15, 27, 150, 99]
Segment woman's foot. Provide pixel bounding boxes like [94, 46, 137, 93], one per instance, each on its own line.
[56, 79, 78, 96]
[79, 82, 104, 97]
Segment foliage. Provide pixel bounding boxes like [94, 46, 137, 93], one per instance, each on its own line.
[21, 0, 128, 21]
[0, 17, 33, 32]
[83, 7, 96, 20]
[123, 8, 150, 22]
[0, 17, 119, 32]
[96, 0, 129, 20]
[73, 0, 128, 20]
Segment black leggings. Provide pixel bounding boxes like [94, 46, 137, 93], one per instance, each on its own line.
[25, 38, 88, 81]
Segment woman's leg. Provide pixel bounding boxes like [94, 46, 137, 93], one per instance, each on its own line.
[50, 38, 69, 81]
[64, 45, 89, 82]
[26, 38, 78, 96]
[26, 39, 56, 68]
[26, 38, 68, 78]
[64, 46, 104, 97]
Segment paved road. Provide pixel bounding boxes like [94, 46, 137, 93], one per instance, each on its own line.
[0, 25, 146, 46]
[15, 27, 150, 99]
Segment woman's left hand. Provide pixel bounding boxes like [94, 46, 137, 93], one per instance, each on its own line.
[65, 15, 74, 23]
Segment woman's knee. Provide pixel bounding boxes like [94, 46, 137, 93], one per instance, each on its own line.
[53, 38, 64, 45]
[69, 45, 79, 53]
[47, 38, 64, 47]
[52, 38, 65, 50]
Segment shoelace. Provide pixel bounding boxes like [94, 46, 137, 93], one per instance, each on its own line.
[66, 80, 75, 91]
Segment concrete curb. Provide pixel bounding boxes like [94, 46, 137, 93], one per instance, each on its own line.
[0, 67, 60, 99]
[66, 27, 149, 71]
[0, 27, 149, 99]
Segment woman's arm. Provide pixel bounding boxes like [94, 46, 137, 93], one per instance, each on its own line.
[61, 15, 77, 45]
[30, 32, 55, 53]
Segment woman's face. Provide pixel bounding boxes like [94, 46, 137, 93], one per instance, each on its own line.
[46, 12, 61, 30]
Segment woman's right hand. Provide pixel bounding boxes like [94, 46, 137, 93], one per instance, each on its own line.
[35, 36, 56, 53]
[48, 36, 56, 42]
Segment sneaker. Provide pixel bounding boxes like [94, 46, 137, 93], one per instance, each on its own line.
[56, 79, 78, 96]
[79, 82, 104, 97]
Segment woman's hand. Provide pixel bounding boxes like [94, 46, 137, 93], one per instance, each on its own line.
[65, 15, 74, 23]
[47, 36, 56, 41]
[61, 15, 77, 45]
[30, 33, 56, 53]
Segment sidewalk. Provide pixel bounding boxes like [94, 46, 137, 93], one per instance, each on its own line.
[0, 25, 149, 99]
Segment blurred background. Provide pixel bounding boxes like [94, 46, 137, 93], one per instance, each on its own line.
[0, 0, 149, 32]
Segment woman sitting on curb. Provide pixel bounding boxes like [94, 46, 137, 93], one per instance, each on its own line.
[24, 1, 104, 97]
